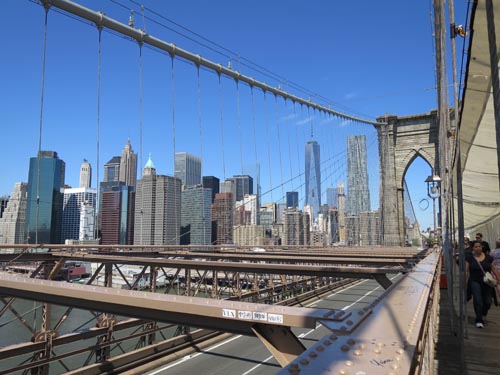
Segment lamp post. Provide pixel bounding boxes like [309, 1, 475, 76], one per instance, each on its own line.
[425, 175, 441, 243]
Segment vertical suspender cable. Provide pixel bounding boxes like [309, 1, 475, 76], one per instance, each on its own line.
[264, 92, 273, 204]
[218, 74, 227, 182]
[236, 80, 244, 176]
[36, 5, 50, 245]
[197, 65, 206, 244]
[275, 95, 285, 201]
[285, 100, 294, 191]
[138, 41, 144, 244]
[170, 54, 178, 244]
[293, 102, 302, 194]
[218, 73, 227, 244]
[95, 24, 102, 242]
[250, 86, 259, 225]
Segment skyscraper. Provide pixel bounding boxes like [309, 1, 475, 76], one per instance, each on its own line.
[0, 196, 9, 218]
[227, 175, 253, 202]
[282, 208, 310, 246]
[119, 139, 137, 189]
[79, 159, 92, 188]
[211, 192, 233, 244]
[337, 181, 346, 243]
[180, 187, 212, 245]
[202, 176, 220, 203]
[25, 151, 65, 244]
[174, 152, 201, 187]
[286, 191, 299, 208]
[134, 155, 181, 245]
[0, 183, 28, 244]
[326, 188, 336, 208]
[103, 156, 121, 183]
[305, 140, 321, 219]
[101, 183, 135, 245]
[346, 135, 370, 216]
[61, 187, 97, 242]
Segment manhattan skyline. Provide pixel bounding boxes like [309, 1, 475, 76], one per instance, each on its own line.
[1, 0, 465, 230]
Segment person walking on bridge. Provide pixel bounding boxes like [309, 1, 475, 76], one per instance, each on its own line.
[466, 241, 500, 328]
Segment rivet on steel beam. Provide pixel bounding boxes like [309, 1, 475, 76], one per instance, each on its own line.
[347, 339, 356, 346]
[353, 350, 362, 356]
[338, 369, 347, 375]
[300, 359, 309, 365]
[345, 360, 353, 367]
[396, 348, 404, 354]
[390, 363, 399, 370]
[317, 345, 325, 352]
[359, 344, 366, 350]
[373, 348, 382, 354]
[358, 310, 364, 316]
[309, 351, 318, 359]
[324, 339, 332, 346]
[341, 344, 350, 352]
[288, 367, 300, 375]
[330, 335, 338, 340]
[346, 320, 353, 326]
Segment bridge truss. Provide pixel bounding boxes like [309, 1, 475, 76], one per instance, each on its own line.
[0, 245, 439, 374]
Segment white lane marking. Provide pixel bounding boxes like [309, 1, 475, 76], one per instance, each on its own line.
[240, 278, 399, 374]
[147, 335, 242, 374]
[241, 355, 274, 375]
[150, 276, 400, 374]
[306, 279, 367, 308]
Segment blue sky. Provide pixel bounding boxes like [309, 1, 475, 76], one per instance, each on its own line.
[2, 0, 468, 231]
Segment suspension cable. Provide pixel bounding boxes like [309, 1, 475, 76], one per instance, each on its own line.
[264, 92, 273, 204]
[170, 54, 178, 244]
[218, 74, 227, 182]
[285, 99, 294, 192]
[235, 80, 243, 176]
[275, 95, 285, 201]
[196, 64, 207, 244]
[138, 41, 144, 245]
[40, 0, 381, 126]
[250, 85, 259, 224]
[35, 5, 50, 245]
[95, 22, 102, 242]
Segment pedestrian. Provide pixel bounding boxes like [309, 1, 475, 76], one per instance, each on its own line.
[466, 241, 500, 328]
[492, 239, 500, 273]
[464, 237, 472, 253]
[475, 233, 491, 255]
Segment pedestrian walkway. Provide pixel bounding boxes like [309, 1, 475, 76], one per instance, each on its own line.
[435, 262, 500, 374]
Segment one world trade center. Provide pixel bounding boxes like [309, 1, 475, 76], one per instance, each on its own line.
[305, 139, 321, 219]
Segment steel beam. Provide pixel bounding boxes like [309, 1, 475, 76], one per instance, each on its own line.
[278, 252, 440, 374]
[0, 274, 351, 335]
[251, 324, 306, 367]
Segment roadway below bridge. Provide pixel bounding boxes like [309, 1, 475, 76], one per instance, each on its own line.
[139, 276, 398, 375]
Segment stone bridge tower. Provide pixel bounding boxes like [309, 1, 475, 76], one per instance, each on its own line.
[376, 111, 439, 246]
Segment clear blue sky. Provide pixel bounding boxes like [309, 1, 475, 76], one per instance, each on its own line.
[2, 0, 468, 231]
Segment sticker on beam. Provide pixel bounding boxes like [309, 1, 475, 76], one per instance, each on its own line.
[268, 313, 284, 324]
[238, 310, 252, 320]
[253, 312, 267, 321]
[222, 309, 236, 318]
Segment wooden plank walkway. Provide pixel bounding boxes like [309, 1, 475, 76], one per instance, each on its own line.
[435, 267, 500, 374]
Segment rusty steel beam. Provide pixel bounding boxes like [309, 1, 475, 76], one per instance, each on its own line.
[278, 252, 441, 375]
[251, 324, 306, 367]
[23, 253, 403, 277]
[0, 274, 353, 335]
[0, 243, 425, 256]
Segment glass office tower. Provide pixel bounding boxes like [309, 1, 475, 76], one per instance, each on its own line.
[25, 151, 66, 244]
[305, 140, 321, 219]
